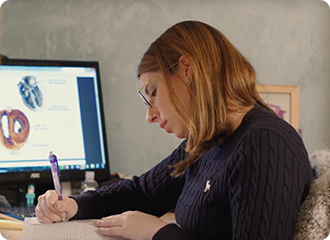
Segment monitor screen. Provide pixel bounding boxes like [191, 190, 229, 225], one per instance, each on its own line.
[0, 58, 110, 184]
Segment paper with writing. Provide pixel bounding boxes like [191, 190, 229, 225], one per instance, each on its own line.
[21, 218, 127, 240]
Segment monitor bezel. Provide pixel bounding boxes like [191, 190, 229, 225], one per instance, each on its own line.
[0, 58, 111, 184]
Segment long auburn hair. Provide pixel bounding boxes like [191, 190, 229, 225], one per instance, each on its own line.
[137, 20, 272, 177]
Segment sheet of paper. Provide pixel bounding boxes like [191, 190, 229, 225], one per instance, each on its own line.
[21, 217, 127, 240]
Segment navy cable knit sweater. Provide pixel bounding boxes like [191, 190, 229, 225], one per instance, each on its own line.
[71, 106, 312, 240]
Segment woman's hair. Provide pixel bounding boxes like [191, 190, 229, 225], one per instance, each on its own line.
[137, 20, 271, 177]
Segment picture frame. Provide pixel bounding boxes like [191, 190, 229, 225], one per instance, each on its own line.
[256, 85, 299, 129]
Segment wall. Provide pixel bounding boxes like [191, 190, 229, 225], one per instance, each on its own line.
[1, 0, 330, 176]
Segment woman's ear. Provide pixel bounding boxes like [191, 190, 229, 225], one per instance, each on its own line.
[179, 56, 193, 80]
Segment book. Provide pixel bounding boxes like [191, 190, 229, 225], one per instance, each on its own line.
[21, 217, 128, 240]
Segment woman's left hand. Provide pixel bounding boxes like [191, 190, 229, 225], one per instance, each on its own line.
[93, 211, 168, 240]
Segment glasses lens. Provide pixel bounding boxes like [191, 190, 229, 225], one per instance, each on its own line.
[138, 91, 152, 108]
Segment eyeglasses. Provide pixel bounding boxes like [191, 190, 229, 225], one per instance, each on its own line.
[137, 62, 180, 108]
[137, 78, 156, 108]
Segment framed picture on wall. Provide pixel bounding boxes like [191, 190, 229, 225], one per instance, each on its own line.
[256, 85, 299, 129]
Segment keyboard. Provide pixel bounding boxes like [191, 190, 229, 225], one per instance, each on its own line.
[0, 205, 36, 220]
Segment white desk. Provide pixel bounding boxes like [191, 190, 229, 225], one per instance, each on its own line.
[0, 212, 175, 240]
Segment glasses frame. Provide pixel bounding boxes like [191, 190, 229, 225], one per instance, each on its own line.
[137, 61, 180, 108]
[137, 83, 153, 108]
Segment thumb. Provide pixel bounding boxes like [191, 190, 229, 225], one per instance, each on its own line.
[55, 200, 69, 212]
[54, 200, 68, 221]
[54, 196, 78, 221]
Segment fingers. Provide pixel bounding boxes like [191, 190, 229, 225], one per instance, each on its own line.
[95, 227, 122, 237]
[93, 217, 124, 238]
[93, 215, 122, 227]
[94, 211, 135, 226]
[36, 190, 68, 223]
[93, 211, 165, 240]
[54, 201, 67, 221]
[35, 204, 54, 223]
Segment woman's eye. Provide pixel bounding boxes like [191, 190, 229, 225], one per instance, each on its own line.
[151, 89, 157, 97]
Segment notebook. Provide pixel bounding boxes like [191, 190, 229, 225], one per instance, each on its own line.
[21, 217, 128, 240]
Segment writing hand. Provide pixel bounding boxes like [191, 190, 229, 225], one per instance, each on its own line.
[93, 211, 168, 240]
[35, 190, 78, 223]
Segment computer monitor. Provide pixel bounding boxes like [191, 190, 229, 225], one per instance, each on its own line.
[0, 58, 110, 185]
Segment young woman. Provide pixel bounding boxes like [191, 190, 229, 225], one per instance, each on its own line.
[36, 21, 312, 240]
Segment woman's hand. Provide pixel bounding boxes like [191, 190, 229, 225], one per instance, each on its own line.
[35, 190, 78, 223]
[93, 211, 168, 240]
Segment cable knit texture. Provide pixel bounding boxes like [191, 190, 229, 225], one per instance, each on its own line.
[71, 107, 312, 240]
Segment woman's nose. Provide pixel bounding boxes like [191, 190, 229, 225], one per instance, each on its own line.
[146, 107, 158, 123]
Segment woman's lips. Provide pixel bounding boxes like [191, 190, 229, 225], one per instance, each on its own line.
[160, 121, 167, 130]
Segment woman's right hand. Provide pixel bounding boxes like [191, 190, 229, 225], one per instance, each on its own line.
[35, 190, 78, 223]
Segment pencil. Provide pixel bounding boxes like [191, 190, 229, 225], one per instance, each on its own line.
[0, 213, 22, 222]
[0, 219, 23, 230]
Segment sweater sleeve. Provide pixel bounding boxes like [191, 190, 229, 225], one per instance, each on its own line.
[228, 128, 312, 240]
[70, 140, 187, 220]
[152, 224, 197, 240]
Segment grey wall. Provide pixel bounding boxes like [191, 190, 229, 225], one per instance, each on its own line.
[1, 0, 330, 176]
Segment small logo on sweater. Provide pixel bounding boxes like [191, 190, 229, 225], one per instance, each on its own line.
[203, 180, 211, 192]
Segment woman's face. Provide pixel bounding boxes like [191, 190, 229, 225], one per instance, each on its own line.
[139, 71, 191, 139]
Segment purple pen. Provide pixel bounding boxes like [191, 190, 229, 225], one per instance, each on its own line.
[49, 151, 65, 221]
[49, 151, 63, 201]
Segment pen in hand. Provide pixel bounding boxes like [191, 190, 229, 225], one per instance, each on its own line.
[49, 151, 65, 222]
